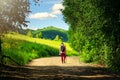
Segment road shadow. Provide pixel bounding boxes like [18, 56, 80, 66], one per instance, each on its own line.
[0, 64, 120, 80]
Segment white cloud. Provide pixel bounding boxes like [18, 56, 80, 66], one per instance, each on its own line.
[28, 3, 64, 20]
[43, 0, 63, 4]
[52, 3, 64, 14]
[29, 12, 57, 20]
[52, 10, 61, 15]
[52, 4, 64, 11]
[23, 26, 38, 30]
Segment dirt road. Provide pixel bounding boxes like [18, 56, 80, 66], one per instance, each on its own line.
[0, 56, 120, 80]
[27, 56, 95, 67]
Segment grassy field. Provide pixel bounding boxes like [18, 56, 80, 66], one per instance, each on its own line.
[1, 32, 78, 65]
[6, 33, 77, 55]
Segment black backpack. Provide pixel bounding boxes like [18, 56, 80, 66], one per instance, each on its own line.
[61, 46, 65, 52]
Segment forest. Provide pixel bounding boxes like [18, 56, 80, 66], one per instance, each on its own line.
[25, 26, 68, 42]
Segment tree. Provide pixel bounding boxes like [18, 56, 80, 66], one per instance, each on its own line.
[36, 32, 43, 38]
[62, 0, 120, 71]
[54, 35, 62, 41]
[0, 0, 30, 57]
[0, 0, 40, 63]
[0, 36, 2, 54]
[27, 30, 33, 37]
[0, 0, 30, 34]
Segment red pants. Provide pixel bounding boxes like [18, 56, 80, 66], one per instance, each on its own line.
[60, 52, 66, 63]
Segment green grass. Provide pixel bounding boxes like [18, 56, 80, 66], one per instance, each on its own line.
[6, 32, 77, 55]
[1, 32, 78, 65]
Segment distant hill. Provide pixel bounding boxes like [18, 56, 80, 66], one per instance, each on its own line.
[22, 26, 68, 42]
[33, 26, 68, 42]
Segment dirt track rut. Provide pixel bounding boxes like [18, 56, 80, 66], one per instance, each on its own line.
[0, 56, 120, 80]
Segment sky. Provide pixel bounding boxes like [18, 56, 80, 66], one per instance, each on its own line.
[26, 0, 69, 30]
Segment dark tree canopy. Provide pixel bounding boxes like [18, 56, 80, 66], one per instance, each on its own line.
[62, 0, 120, 71]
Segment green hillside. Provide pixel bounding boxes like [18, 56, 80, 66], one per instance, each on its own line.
[31, 26, 68, 42]
[1, 33, 77, 65]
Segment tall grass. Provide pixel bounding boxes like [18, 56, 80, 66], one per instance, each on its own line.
[2, 38, 59, 65]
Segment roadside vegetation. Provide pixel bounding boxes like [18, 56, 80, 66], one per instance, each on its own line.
[1, 32, 77, 65]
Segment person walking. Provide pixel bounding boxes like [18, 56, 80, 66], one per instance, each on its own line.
[59, 42, 66, 63]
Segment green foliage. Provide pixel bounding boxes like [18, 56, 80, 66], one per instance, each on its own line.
[32, 26, 68, 42]
[42, 26, 66, 32]
[54, 35, 62, 41]
[27, 30, 33, 37]
[35, 31, 43, 38]
[0, 33, 77, 65]
[63, 0, 120, 71]
[1, 37, 59, 65]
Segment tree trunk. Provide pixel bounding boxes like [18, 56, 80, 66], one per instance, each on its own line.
[0, 36, 2, 55]
[0, 36, 2, 64]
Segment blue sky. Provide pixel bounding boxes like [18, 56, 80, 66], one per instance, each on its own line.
[26, 0, 69, 30]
